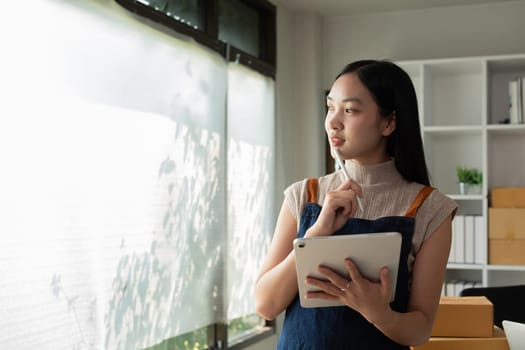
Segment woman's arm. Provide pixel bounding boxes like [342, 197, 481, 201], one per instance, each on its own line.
[372, 214, 452, 345]
[254, 201, 300, 320]
[255, 180, 362, 320]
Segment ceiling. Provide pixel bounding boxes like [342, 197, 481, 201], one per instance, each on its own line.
[270, 0, 514, 16]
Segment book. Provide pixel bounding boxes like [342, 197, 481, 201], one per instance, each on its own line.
[519, 77, 523, 124]
[453, 215, 465, 264]
[464, 215, 475, 264]
[449, 222, 456, 263]
[509, 79, 520, 124]
[454, 280, 466, 297]
[509, 77, 524, 124]
[446, 280, 457, 296]
[474, 215, 486, 264]
[521, 77, 525, 124]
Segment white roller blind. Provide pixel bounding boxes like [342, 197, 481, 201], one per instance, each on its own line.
[226, 63, 275, 320]
[0, 1, 234, 349]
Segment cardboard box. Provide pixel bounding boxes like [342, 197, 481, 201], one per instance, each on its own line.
[431, 296, 494, 337]
[489, 208, 525, 239]
[489, 208, 525, 265]
[412, 326, 509, 350]
[492, 187, 525, 208]
[489, 240, 525, 265]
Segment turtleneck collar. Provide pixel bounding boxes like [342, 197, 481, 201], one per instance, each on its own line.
[342, 159, 405, 185]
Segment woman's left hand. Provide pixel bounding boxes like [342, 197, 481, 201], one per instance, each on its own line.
[305, 259, 393, 324]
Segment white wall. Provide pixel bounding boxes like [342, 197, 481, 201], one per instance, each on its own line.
[275, 9, 325, 188]
[322, 1, 525, 87]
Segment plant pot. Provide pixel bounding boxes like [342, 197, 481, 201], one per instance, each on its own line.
[459, 182, 481, 195]
[468, 184, 482, 195]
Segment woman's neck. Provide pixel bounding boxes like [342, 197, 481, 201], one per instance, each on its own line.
[343, 159, 404, 185]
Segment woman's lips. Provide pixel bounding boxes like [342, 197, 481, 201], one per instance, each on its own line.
[330, 137, 345, 147]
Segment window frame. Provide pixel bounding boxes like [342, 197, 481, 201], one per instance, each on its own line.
[115, 0, 276, 78]
[113, 0, 277, 348]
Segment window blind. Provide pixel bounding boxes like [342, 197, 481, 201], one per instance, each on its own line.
[226, 63, 275, 321]
[0, 1, 274, 349]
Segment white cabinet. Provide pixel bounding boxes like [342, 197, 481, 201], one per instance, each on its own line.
[397, 54, 525, 292]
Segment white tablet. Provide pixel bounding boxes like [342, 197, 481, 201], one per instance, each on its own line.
[503, 320, 525, 350]
[294, 231, 402, 308]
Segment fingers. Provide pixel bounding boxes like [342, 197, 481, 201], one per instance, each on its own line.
[317, 265, 350, 290]
[345, 260, 392, 301]
[305, 266, 351, 299]
[304, 276, 346, 298]
[336, 179, 363, 198]
[325, 187, 359, 217]
[305, 262, 391, 302]
[316, 179, 362, 235]
[379, 266, 392, 299]
[340, 280, 351, 292]
[305, 261, 393, 315]
[344, 258, 363, 282]
[333, 180, 362, 217]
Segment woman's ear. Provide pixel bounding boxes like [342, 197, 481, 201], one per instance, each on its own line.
[382, 112, 396, 136]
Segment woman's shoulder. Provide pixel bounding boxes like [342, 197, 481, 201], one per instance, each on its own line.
[402, 183, 457, 217]
[426, 187, 458, 212]
[415, 186, 458, 243]
[283, 177, 315, 221]
[284, 177, 307, 198]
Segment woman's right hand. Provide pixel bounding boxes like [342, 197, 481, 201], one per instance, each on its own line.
[305, 179, 362, 237]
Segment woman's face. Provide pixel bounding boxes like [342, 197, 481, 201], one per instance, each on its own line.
[325, 72, 395, 165]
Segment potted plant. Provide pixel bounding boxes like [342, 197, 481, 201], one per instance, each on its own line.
[456, 166, 482, 194]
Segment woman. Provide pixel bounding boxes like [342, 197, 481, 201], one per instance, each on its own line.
[254, 60, 457, 349]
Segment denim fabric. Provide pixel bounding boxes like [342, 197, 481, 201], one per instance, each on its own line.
[276, 203, 413, 350]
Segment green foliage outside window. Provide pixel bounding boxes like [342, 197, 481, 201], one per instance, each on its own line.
[146, 326, 207, 350]
[145, 314, 264, 350]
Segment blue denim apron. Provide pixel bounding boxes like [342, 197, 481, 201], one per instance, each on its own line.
[277, 178, 434, 350]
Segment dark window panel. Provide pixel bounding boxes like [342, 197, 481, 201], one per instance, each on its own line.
[218, 0, 260, 58]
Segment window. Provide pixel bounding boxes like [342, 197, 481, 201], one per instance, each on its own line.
[218, 0, 260, 57]
[116, 0, 276, 78]
[0, 1, 275, 349]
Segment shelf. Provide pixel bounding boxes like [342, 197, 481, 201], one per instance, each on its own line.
[423, 60, 484, 127]
[424, 132, 483, 195]
[487, 265, 525, 272]
[487, 58, 525, 125]
[488, 132, 525, 188]
[449, 264, 525, 272]
[487, 124, 525, 134]
[448, 194, 485, 201]
[423, 125, 482, 134]
[397, 53, 525, 290]
[447, 263, 484, 270]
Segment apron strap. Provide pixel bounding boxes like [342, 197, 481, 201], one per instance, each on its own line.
[307, 179, 433, 216]
[306, 178, 319, 203]
[405, 186, 434, 218]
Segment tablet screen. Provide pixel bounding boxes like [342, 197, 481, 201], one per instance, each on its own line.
[294, 231, 402, 308]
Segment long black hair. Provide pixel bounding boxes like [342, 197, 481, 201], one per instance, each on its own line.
[335, 60, 430, 186]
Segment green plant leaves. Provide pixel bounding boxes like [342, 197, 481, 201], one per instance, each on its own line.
[456, 166, 482, 185]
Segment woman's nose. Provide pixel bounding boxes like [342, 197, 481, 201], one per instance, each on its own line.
[327, 110, 343, 131]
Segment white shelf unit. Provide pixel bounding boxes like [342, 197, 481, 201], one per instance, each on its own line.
[397, 54, 525, 291]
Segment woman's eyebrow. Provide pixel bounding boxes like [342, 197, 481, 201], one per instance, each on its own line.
[326, 96, 363, 105]
[341, 97, 363, 104]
